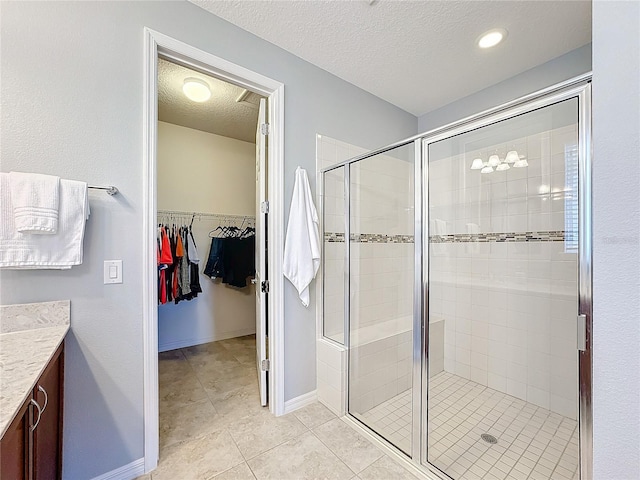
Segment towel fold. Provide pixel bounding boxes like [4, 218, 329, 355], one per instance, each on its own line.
[283, 167, 320, 307]
[9, 171, 60, 234]
[0, 173, 90, 269]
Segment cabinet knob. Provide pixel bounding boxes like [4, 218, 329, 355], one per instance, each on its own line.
[37, 385, 48, 413]
[29, 399, 42, 432]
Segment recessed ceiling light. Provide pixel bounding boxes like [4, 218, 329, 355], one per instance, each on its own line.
[183, 77, 211, 102]
[478, 28, 508, 49]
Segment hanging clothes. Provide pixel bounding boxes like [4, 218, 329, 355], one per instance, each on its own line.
[188, 228, 202, 297]
[157, 226, 173, 305]
[221, 236, 255, 288]
[204, 224, 255, 288]
[157, 222, 202, 305]
[203, 237, 225, 279]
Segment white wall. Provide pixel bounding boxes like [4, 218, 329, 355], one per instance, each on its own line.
[157, 122, 256, 351]
[157, 122, 255, 215]
[592, 1, 640, 478]
[0, 2, 417, 477]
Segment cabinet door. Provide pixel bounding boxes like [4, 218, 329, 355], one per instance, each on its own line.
[32, 345, 63, 480]
[0, 400, 29, 480]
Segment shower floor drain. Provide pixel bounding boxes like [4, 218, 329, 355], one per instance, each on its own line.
[481, 433, 498, 444]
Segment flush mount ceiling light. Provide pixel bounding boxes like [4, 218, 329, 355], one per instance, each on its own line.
[478, 28, 508, 49]
[183, 77, 211, 102]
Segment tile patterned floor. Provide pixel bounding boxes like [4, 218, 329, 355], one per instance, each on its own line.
[144, 336, 580, 480]
[428, 372, 579, 480]
[359, 372, 579, 480]
[143, 335, 423, 480]
[360, 390, 413, 454]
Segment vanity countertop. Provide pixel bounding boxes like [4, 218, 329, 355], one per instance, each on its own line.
[0, 301, 70, 437]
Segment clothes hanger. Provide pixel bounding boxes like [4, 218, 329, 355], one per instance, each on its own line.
[209, 224, 225, 238]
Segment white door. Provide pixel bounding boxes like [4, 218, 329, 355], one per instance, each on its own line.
[255, 98, 268, 406]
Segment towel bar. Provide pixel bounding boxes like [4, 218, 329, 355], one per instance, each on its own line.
[88, 185, 119, 195]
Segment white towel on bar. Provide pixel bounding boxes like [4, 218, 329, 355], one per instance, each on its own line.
[0, 173, 90, 269]
[283, 167, 320, 307]
[9, 171, 60, 234]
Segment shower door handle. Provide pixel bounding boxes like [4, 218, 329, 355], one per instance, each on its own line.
[577, 314, 587, 351]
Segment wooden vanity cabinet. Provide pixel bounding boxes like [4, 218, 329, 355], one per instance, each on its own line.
[0, 343, 64, 480]
[32, 345, 64, 480]
[0, 400, 29, 479]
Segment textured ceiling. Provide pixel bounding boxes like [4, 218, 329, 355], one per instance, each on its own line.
[158, 58, 262, 143]
[191, 0, 591, 116]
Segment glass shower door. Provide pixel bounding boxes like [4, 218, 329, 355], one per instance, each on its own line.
[347, 143, 416, 455]
[424, 98, 583, 480]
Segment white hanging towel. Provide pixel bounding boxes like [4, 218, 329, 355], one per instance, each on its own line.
[283, 167, 320, 307]
[0, 173, 90, 269]
[9, 171, 60, 234]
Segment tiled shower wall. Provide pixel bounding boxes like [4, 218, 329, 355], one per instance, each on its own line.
[428, 124, 579, 419]
[349, 149, 415, 332]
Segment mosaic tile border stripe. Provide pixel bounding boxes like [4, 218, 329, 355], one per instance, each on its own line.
[430, 230, 566, 243]
[324, 231, 566, 244]
[324, 233, 414, 244]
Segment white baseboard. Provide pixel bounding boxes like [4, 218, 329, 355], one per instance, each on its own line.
[158, 328, 256, 352]
[91, 457, 145, 480]
[283, 390, 317, 414]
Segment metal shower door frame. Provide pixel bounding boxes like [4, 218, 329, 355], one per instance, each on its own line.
[419, 79, 593, 479]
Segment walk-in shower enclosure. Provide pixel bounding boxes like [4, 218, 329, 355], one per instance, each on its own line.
[319, 76, 592, 480]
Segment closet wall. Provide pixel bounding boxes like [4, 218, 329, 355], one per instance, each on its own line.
[157, 121, 256, 351]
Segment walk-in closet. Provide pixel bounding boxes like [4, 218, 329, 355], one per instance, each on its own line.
[155, 57, 267, 458]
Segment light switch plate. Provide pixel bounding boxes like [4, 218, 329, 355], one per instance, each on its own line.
[104, 260, 123, 284]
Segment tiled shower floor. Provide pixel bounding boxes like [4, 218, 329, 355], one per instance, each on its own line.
[361, 372, 579, 480]
[360, 390, 411, 454]
[360, 389, 413, 453]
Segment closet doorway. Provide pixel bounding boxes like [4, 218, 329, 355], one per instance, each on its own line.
[142, 29, 286, 473]
[155, 55, 268, 451]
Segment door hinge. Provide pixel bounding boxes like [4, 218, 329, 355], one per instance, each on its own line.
[260, 123, 270, 136]
[577, 314, 587, 351]
[261, 359, 270, 371]
[261, 280, 270, 294]
[261, 201, 270, 214]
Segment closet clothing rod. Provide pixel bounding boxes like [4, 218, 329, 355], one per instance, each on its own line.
[88, 185, 119, 195]
[157, 209, 255, 220]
